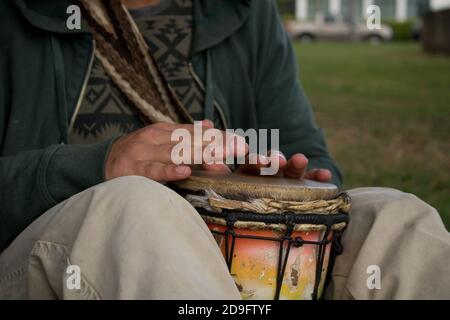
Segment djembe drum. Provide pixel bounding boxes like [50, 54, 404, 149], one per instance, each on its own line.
[172, 171, 350, 300]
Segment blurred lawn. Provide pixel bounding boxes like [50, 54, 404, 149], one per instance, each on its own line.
[294, 42, 450, 229]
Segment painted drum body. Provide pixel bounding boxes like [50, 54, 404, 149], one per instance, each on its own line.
[209, 223, 332, 300]
[172, 171, 350, 300]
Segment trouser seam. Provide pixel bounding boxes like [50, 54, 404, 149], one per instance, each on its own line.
[331, 273, 348, 278]
[0, 265, 27, 285]
[29, 240, 102, 299]
[66, 257, 102, 300]
[31, 240, 72, 255]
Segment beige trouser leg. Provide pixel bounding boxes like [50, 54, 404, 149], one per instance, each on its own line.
[0, 176, 241, 300]
[1, 181, 449, 300]
[325, 187, 450, 300]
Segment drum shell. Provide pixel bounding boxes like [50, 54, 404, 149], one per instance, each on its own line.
[208, 222, 332, 300]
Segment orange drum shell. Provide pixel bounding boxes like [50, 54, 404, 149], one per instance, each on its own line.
[208, 223, 332, 300]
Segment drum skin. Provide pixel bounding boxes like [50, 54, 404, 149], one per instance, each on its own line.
[173, 170, 338, 202]
[209, 223, 332, 300]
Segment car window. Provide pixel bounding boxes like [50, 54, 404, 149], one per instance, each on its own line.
[324, 14, 336, 24]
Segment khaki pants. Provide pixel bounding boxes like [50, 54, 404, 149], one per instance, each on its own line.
[0, 177, 449, 299]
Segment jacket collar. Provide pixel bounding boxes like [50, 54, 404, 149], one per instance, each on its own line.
[13, 0, 91, 34]
[191, 0, 251, 55]
[13, 0, 251, 54]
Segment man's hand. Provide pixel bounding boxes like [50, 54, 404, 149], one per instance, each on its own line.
[238, 152, 332, 182]
[105, 121, 247, 182]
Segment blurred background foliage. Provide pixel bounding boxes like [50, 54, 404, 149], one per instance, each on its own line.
[294, 42, 450, 229]
[274, 1, 450, 228]
[383, 20, 415, 41]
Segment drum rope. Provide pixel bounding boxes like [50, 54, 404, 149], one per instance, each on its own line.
[197, 207, 349, 232]
[185, 189, 351, 215]
[312, 226, 332, 300]
[274, 220, 294, 300]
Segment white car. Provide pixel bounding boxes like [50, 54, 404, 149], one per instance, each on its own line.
[285, 14, 393, 43]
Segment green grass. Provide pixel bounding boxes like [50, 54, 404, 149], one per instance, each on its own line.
[294, 42, 450, 229]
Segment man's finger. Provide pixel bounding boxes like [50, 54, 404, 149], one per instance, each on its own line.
[143, 162, 191, 182]
[202, 163, 232, 173]
[151, 143, 229, 165]
[238, 152, 287, 175]
[164, 129, 249, 165]
[223, 132, 249, 160]
[147, 129, 223, 147]
[202, 119, 215, 128]
[283, 153, 309, 179]
[237, 154, 270, 174]
[304, 169, 332, 182]
[154, 126, 248, 160]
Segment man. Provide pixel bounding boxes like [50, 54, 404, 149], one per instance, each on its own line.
[0, 0, 449, 299]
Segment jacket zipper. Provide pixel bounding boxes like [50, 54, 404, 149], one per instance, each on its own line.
[187, 62, 229, 129]
[68, 40, 96, 134]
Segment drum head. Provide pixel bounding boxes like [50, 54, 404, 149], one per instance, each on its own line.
[172, 170, 338, 201]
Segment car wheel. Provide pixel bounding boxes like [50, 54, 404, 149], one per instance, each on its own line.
[297, 33, 315, 43]
[366, 34, 383, 45]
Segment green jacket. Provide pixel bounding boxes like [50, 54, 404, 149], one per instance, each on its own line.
[0, 0, 342, 251]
